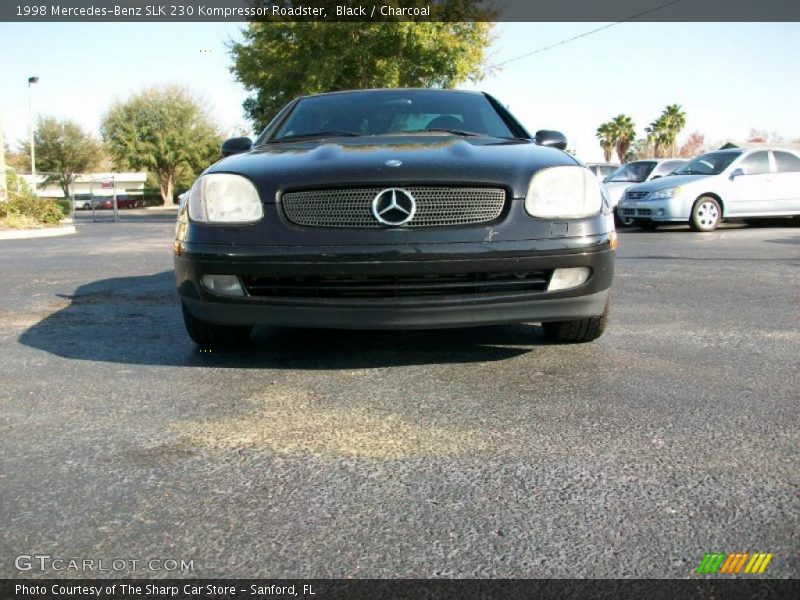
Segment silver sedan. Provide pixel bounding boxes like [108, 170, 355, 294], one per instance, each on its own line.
[618, 147, 800, 231]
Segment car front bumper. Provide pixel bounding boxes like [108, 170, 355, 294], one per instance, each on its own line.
[175, 234, 615, 330]
[618, 197, 688, 222]
[617, 198, 689, 222]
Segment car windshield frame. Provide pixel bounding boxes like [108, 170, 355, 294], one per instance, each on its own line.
[264, 90, 522, 143]
[672, 151, 742, 176]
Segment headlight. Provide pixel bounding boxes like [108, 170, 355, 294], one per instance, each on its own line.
[525, 166, 602, 218]
[188, 173, 263, 223]
[649, 187, 681, 200]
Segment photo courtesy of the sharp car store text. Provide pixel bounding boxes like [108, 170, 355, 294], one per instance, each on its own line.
[1, 1, 798, 599]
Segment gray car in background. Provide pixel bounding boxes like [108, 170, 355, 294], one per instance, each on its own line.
[602, 159, 687, 225]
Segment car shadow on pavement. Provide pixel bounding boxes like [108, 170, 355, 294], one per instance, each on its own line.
[19, 271, 547, 369]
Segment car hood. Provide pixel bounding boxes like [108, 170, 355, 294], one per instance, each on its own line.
[207, 136, 577, 200]
[627, 174, 712, 193]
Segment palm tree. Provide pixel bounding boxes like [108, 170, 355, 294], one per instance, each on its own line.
[662, 104, 686, 157]
[611, 114, 636, 163]
[595, 122, 616, 162]
[646, 116, 670, 158]
[644, 105, 687, 158]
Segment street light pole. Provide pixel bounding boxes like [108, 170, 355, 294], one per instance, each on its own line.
[27, 76, 39, 194]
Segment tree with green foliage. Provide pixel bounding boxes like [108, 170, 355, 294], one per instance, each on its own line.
[101, 86, 222, 205]
[646, 104, 687, 158]
[611, 114, 636, 163]
[645, 118, 666, 158]
[595, 122, 616, 162]
[662, 104, 687, 156]
[19, 116, 102, 200]
[230, 16, 494, 130]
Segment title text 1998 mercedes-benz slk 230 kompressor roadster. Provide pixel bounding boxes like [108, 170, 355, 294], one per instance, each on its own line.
[174, 89, 616, 347]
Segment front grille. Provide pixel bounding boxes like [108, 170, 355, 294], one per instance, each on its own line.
[622, 208, 652, 216]
[281, 187, 506, 228]
[242, 271, 551, 299]
[626, 190, 649, 200]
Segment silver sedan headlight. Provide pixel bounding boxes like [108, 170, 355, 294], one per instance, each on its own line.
[525, 166, 603, 219]
[649, 186, 682, 200]
[188, 173, 263, 224]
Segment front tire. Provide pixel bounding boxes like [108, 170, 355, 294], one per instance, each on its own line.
[690, 196, 721, 231]
[615, 212, 634, 227]
[181, 303, 252, 347]
[542, 295, 610, 344]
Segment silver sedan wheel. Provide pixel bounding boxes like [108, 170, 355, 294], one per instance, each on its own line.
[692, 197, 721, 231]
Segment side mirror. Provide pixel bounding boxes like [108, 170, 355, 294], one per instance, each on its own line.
[730, 168, 745, 179]
[221, 137, 252, 157]
[651, 175, 662, 180]
[534, 130, 567, 151]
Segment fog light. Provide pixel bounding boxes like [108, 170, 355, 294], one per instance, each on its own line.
[201, 274, 245, 297]
[658, 208, 665, 216]
[548, 267, 590, 292]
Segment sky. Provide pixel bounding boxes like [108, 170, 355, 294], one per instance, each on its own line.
[1, 21, 799, 162]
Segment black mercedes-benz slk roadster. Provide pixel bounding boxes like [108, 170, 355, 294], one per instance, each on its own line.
[174, 88, 616, 346]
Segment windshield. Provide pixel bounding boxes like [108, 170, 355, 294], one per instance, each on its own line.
[672, 151, 741, 175]
[606, 161, 657, 183]
[269, 90, 517, 141]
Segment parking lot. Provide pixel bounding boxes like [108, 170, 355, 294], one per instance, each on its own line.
[1, 214, 798, 578]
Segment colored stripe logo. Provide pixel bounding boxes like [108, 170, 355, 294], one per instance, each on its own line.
[696, 552, 773, 574]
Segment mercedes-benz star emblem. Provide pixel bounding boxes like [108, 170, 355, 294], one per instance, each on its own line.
[372, 188, 416, 227]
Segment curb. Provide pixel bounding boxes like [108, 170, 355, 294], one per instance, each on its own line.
[0, 224, 77, 241]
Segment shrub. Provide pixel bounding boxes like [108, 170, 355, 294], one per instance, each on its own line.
[54, 198, 71, 216]
[1, 171, 65, 225]
[5, 195, 64, 224]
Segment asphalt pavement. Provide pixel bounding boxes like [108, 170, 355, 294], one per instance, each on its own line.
[1, 212, 798, 578]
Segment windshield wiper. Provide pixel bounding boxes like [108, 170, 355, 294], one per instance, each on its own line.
[268, 131, 361, 143]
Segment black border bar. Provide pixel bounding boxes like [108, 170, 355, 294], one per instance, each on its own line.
[2, 0, 800, 22]
[2, 579, 800, 600]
